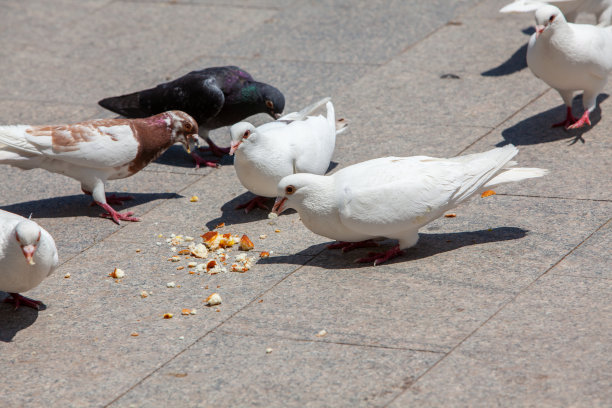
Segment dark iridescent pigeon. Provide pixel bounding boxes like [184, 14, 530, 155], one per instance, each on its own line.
[98, 66, 285, 168]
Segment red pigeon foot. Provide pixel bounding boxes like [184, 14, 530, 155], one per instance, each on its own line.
[4, 293, 43, 310]
[96, 202, 140, 225]
[199, 141, 230, 157]
[235, 196, 269, 214]
[567, 110, 591, 129]
[327, 240, 380, 252]
[191, 152, 219, 169]
[355, 245, 404, 266]
[552, 107, 578, 128]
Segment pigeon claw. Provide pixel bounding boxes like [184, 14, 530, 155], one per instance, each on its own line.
[355, 245, 404, 266]
[327, 240, 380, 252]
[4, 293, 43, 310]
[235, 196, 269, 214]
[191, 152, 220, 169]
[96, 202, 140, 225]
[551, 106, 579, 129]
[566, 110, 591, 129]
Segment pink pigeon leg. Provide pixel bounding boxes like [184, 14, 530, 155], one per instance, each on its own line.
[551, 106, 578, 128]
[567, 110, 591, 129]
[191, 152, 219, 169]
[199, 140, 230, 157]
[235, 196, 269, 214]
[96, 201, 140, 225]
[355, 244, 404, 266]
[327, 240, 380, 252]
[4, 293, 43, 310]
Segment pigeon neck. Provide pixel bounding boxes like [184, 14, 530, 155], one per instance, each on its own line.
[128, 115, 174, 173]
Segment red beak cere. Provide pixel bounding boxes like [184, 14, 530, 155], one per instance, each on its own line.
[21, 245, 37, 265]
[271, 197, 287, 215]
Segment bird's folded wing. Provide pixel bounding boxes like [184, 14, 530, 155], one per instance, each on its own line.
[500, 0, 576, 13]
[23, 122, 140, 169]
[336, 157, 464, 236]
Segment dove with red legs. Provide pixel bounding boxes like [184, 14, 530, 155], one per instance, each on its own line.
[0, 210, 58, 310]
[0, 111, 199, 224]
[527, 5, 612, 129]
[272, 145, 547, 266]
[230, 98, 347, 214]
[98, 66, 285, 167]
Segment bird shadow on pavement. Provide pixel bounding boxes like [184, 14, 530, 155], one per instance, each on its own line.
[0, 294, 41, 342]
[154, 145, 222, 168]
[205, 191, 296, 230]
[481, 28, 534, 77]
[0, 192, 180, 220]
[259, 227, 528, 269]
[498, 94, 608, 146]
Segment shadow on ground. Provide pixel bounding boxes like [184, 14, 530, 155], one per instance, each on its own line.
[498, 94, 608, 146]
[481, 28, 533, 77]
[0, 294, 41, 342]
[0, 192, 181, 219]
[260, 227, 528, 269]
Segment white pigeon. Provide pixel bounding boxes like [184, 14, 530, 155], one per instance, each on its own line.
[500, 0, 612, 26]
[526, 5, 612, 128]
[0, 210, 58, 309]
[272, 145, 547, 266]
[229, 98, 347, 213]
[0, 111, 199, 224]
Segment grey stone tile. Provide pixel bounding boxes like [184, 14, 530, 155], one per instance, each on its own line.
[111, 332, 442, 408]
[465, 90, 612, 200]
[390, 274, 612, 407]
[551, 219, 611, 280]
[0, 99, 106, 124]
[211, 1, 479, 65]
[0, 238, 307, 406]
[215, 197, 611, 351]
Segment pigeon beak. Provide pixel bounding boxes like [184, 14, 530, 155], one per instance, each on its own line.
[271, 197, 287, 215]
[535, 25, 545, 37]
[186, 135, 199, 154]
[21, 245, 36, 265]
[229, 141, 241, 156]
[273, 113, 282, 120]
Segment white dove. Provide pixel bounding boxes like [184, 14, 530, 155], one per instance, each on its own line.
[272, 145, 547, 266]
[500, 0, 612, 26]
[229, 98, 347, 213]
[0, 111, 199, 224]
[0, 210, 58, 309]
[526, 5, 612, 129]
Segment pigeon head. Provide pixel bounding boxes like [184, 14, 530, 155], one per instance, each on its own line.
[167, 111, 199, 153]
[229, 122, 258, 155]
[14, 220, 41, 266]
[534, 5, 565, 37]
[272, 173, 330, 215]
[256, 83, 285, 119]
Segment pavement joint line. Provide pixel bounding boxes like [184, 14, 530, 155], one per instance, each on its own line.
[552, 273, 612, 281]
[214, 330, 449, 354]
[112, 0, 283, 11]
[456, 88, 552, 156]
[496, 193, 612, 202]
[384, 216, 612, 407]
[103, 252, 322, 407]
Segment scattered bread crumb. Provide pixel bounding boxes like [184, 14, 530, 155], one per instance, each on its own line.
[315, 329, 328, 337]
[481, 190, 496, 198]
[181, 308, 191, 315]
[444, 213, 457, 218]
[64, 273, 71, 279]
[239, 234, 254, 251]
[190, 196, 199, 202]
[140, 291, 149, 298]
[163, 313, 173, 319]
[167, 282, 176, 288]
[109, 268, 125, 279]
[204, 293, 222, 306]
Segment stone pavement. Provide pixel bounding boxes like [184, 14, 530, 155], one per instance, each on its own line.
[0, 0, 610, 406]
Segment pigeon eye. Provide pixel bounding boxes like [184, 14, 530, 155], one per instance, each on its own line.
[184, 122, 193, 132]
[243, 130, 251, 139]
[549, 15, 556, 22]
[285, 185, 296, 195]
[265, 100, 274, 110]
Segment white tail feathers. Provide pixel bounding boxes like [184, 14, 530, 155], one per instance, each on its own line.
[0, 125, 41, 161]
[499, 0, 543, 14]
[277, 97, 331, 122]
[485, 167, 549, 188]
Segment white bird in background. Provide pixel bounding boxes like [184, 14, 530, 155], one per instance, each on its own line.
[526, 5, 612, 129]
[500, 0, 612, 26]
[0, 111, 199, 224]
[272, 145, 547, 266]
[0, 210, 58, 309]
[229, 98, 347, 213]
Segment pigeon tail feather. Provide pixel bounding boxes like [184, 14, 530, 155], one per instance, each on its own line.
[277, 97, 331, 122]
[484, 167, 548, 188]
[98, 92, 148, 117]
[0, 125, 40, 159]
